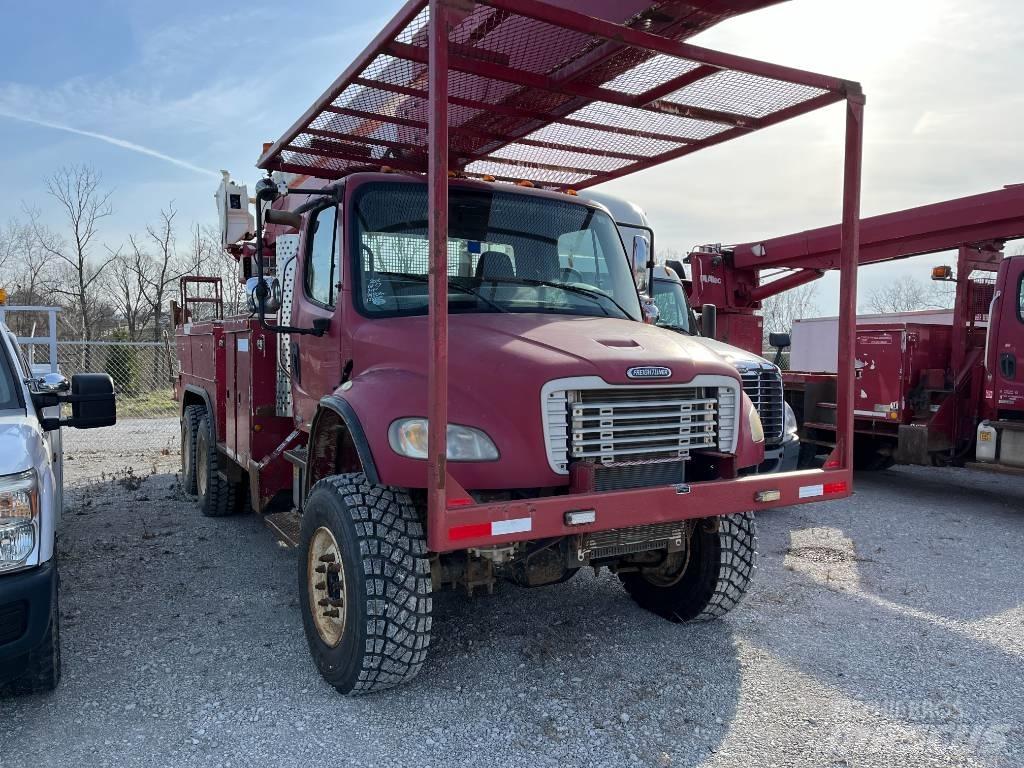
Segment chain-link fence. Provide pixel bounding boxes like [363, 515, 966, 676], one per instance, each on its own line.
[54, 340, 178, 418]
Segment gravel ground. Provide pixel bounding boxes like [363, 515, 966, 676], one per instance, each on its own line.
[2, 419, 1022, 767]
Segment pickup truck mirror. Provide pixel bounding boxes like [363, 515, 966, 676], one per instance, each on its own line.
[768, 332, 791, 350]
[35, 373, 117, 431]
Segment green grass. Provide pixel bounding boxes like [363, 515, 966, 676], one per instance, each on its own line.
[116, 389, 178, 419]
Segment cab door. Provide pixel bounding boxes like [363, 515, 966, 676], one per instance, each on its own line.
[988, 256, 1024, 413]
[291, 202, 346, 427]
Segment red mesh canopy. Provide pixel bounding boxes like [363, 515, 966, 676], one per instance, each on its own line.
[258, 0, 858, 189]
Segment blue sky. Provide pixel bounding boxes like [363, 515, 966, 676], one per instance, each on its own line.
[1, 0, 1022, 311]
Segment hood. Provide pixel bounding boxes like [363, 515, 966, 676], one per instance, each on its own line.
[0, 414, 44, 476]
[685, 334, 776, 371]
[345, 313, 748, 489]
[354, 312, 741, 386]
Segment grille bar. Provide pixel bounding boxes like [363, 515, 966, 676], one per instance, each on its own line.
[741, 367, 785, 443]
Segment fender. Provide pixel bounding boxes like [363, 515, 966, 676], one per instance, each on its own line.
[181, 384, 214, 421]
[307, 394, 380, 492]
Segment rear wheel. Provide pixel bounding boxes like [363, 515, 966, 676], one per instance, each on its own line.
[195, 412, 236, 517]
[180, 405, 202, 495]
[619, 512, 756, 622]
[298, 473, 432, 694]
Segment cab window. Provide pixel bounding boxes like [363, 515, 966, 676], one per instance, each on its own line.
[305, 205, 339, 306]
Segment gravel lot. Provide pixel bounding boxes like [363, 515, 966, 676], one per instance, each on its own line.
[2, 418, 1022, 767]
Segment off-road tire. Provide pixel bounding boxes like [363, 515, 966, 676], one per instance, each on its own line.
[298, 474, 432, 695]
[195, 412, 235, 517]
[3, 566, 61, 695]
[620, 512, 756, 622]
[180, 405, 202, 495]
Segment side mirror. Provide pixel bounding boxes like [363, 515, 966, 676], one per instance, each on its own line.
[701, 304, 718, 340]
[246, 276, 282, 314]
[631, 235, 651, 295]
[38, 373, 117, 431]
[31, 373, 70, 395]
[768, 332, 791, 350]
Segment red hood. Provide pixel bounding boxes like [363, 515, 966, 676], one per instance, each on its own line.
[353, 312, 739, 385]
[343, 313, 749, 490]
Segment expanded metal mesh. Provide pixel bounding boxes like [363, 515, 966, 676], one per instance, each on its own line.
[259, 0, 848, 189]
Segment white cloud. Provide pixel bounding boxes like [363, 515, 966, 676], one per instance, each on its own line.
[0, 111, 220, 178]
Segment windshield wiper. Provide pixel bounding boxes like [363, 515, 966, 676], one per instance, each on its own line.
[377, 273, 507, 313]
[479, 276, 633, 320]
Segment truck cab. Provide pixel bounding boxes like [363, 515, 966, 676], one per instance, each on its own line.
[0, 310, 116, 695]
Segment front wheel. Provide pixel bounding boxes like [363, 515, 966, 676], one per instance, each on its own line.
[298, 474, 432, 695]
[619, 512, 756, 622]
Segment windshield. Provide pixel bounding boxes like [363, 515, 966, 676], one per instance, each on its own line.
[352, 183, 642, 321]
[652, 278, 694, 333]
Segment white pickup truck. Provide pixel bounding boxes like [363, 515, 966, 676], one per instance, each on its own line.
[0, 308, 115, 694]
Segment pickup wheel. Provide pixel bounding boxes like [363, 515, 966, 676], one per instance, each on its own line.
[298, 474, 432, 695]
[180, 405, 202, 495]
[619, 512, 756, 622]
[195, 412, 236, 517]
[3, 564, 61, 695]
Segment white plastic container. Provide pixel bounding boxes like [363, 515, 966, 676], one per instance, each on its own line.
[976, 421, 998, 463]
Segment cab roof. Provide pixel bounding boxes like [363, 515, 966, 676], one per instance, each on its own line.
[258, 0, 859, 190]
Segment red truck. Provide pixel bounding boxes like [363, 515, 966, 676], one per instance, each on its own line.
[684, 184, 1024, 471]
[174, 0, 864, 694]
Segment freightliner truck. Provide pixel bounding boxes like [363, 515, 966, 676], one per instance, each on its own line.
[173, 0, 865, 693]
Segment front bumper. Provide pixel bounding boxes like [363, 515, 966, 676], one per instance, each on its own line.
[0, 559, 56, 683]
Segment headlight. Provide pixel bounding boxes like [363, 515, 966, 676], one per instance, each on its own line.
[784, 402, 799, 436]
[748, 405, 764, 444]
[388, 419, 499, 461]
[0, 470, 38, 573]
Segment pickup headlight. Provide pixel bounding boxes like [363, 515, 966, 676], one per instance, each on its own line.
[748, 405, 765, 444]
[389, 419, 500, 461]
[0, 470, 38, 573]
[784, 402, 799, 436]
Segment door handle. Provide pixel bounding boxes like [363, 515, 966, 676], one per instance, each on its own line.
[999, 352, 1016, 380]
[291, 342, 301, 384]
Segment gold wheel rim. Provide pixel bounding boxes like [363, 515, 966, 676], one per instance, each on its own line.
[307, 526, 348, 647]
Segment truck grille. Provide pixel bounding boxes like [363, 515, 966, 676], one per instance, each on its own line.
[740, 366, 784, 444]
[541, 377, 741, 474]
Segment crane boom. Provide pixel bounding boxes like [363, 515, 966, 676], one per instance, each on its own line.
[732, 184, 1024, 271]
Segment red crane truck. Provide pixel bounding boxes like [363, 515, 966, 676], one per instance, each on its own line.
[684, 184, 1024, 471]
[174, 0, 865, 694]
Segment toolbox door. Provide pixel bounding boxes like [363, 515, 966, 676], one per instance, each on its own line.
[854, 328, 906, 422]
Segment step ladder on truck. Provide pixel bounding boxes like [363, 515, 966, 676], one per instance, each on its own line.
[173, 0, 865, 694]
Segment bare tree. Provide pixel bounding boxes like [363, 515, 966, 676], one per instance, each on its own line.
[863, 275, 953, 314]
[761, 281, 819, 339]
[105, 245, 154, 341]
[34, 165, 117, 349]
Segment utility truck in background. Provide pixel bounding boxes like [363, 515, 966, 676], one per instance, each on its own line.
[0, 304, 116, 695]
[173, 0, 865, 694]
[582, 191, 800, 473]
[682, 184, 1024, 471]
